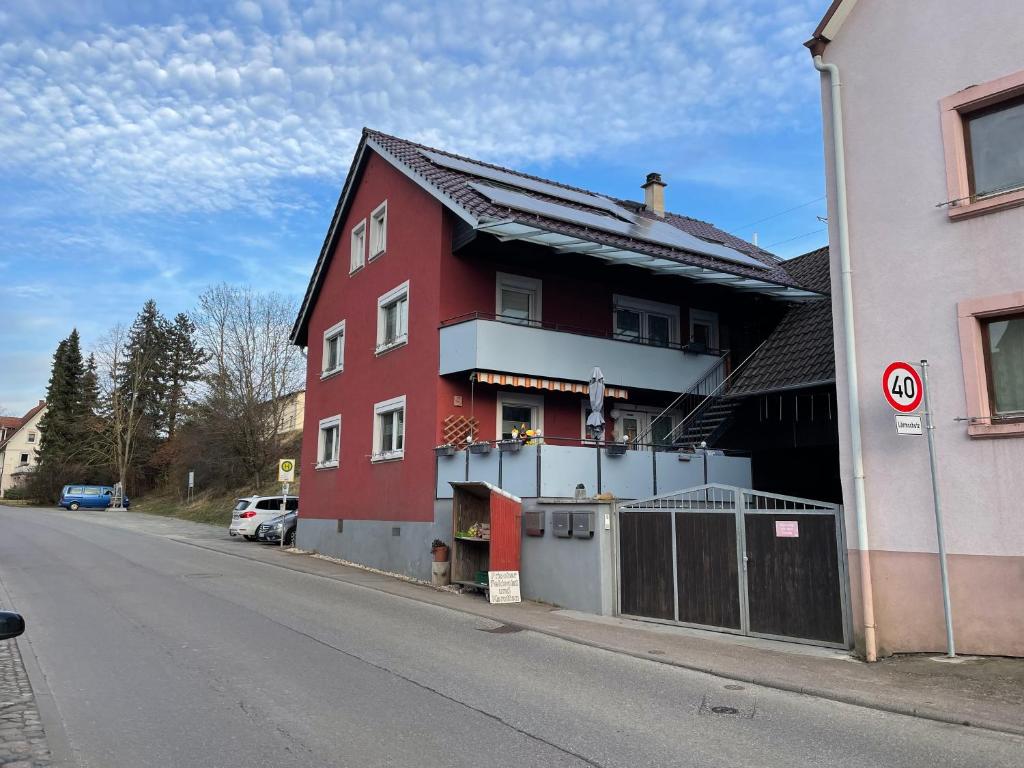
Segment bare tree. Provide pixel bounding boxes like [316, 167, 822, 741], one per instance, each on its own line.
[191, 285, 304, 488]
[91, 324, 162, 503]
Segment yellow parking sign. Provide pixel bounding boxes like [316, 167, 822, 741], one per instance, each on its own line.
[278, 458, 296, 483]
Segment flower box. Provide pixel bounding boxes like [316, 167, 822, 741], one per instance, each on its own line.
[433, 444, 456, 457]
[605, 442, 628, 457]
[469, 442, 492, 455]
[498, 439, 521, 453]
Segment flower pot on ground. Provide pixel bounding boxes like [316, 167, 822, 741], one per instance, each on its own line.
[430, 538, 449, 562]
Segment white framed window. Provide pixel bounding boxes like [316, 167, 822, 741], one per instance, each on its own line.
[689, 308, 720, 350]
[495, 272, 542, 324]
[317, 415, 341, 468]
[27, 431, 36, 443]
[350, 219, 366, 273]
[613, 295, 680, 347]
[372, 395, 406, 462]
[369, 201, 387, 259]
[321, 319, 346, 377]
[497, 392, 544, 440]
[376, 280, 409, 354]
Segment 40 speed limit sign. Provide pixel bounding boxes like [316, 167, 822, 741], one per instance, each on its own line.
[882, 361, 923, 413]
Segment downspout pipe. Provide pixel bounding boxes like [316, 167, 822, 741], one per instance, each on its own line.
[813, 54, 878, 662]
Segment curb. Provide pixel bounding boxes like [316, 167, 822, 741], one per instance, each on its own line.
[170, 536, 1024, 739]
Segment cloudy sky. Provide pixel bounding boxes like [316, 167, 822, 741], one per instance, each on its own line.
[0, 0, 829, 414]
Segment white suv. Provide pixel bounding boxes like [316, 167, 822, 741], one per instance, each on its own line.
[229, 496, 299, 541]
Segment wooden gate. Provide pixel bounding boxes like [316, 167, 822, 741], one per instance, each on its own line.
[617, 485, 850, 648]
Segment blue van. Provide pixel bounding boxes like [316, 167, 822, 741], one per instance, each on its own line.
[59, 485, 131, 511]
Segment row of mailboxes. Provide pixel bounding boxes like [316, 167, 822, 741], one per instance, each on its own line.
[524, 510, 594, 539]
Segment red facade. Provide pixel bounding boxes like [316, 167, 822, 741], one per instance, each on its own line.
[299, 147, 785, 525]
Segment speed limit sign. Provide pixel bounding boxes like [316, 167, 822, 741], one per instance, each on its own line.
[882, 361, 923, 413]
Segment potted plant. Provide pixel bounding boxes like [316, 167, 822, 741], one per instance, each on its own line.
[606, 441, 628, 457]
[433, 443, 456, 457]
[431, 538, 449, 562]
[469, 441, 492, 454]
[498, 438, 521, 452]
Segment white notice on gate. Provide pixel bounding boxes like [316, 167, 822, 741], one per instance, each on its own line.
[775, 520, 799, 538]
[488, 571, 522, 604]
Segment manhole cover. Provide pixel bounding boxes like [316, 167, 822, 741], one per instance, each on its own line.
[477, 624, 523, 634]
[724, 684, 745, 690]
[648, 650, 666, 655]
[710, 706, 739, 715]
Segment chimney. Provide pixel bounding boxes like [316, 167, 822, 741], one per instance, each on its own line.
[641, 172, 666, 217]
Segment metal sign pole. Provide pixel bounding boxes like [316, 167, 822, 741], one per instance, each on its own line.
[920, 360, 955, 657]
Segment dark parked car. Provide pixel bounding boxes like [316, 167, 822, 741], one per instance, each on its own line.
[256, 510, 297, 545]
[0, 611, 25, 640]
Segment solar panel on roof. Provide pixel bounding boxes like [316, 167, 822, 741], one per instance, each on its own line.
[421, 150, 628, 218]
[468, 183, 769, 270]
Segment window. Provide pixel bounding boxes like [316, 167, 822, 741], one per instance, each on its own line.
[369, 201, 387, 259]
[612, 295, 680, 347]
[321, 319, 345, 377]
[376, 281, 409, 354]
[350, 219, 366, 273]
[19, 453, 29, 464]
[957, 292, 1024, 437]
[689, 309, 720, 351]
[27, 431, 35, 443]
[495, 273, 542, 324]
[372, 396, 406, 461]
[318, 415, 341, 468]
[940, 69, 1024, 219]
[497, 392, 543, 440]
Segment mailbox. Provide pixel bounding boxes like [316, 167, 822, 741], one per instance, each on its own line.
[524, 510, 545, 537]
[552, 510, 572, 538]
[571, 511, 594, 539]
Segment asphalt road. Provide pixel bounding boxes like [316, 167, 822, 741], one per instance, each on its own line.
[1, 505, 1021, 768]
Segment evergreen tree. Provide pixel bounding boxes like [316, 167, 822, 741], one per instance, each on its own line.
[163, 313, 206, 439]
[118, 300, 169, 443]
[37, 330, 85, 465]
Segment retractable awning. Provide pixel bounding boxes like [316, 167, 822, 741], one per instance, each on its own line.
[474, 371, 628, 400]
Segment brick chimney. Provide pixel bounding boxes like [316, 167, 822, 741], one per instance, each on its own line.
[641, 172, 666, 217]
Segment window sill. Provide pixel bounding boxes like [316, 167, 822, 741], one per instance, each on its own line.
[967, 419, 1024, 438]
[947, 187, 1024, 220]
[350, 264, 365, 276]
[315, 461, 339, 470]
[371, 451, 404, 463]
[369, 249, 385, 261]
[320, 367, 344, 381]
[375, 337, 408, 356]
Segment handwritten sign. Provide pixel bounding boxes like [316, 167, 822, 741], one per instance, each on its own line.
[775, 520, 799, 538]
[488, 570, 522, 604]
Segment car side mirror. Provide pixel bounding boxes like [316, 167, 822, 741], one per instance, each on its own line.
[0, 611, 25, 641]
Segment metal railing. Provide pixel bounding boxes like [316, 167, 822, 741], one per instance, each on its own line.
[439, 311, 724, 356]
[632, 350, 731, 446]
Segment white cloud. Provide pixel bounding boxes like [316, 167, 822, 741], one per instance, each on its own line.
[0, 0, 823, 217]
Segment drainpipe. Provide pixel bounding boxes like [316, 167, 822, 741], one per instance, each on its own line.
[814, 54, 878, 662]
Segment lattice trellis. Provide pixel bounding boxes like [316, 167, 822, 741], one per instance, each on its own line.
[442, 414, 479, 446]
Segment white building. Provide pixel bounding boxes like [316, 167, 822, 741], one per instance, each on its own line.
[0, 401, 47, 498]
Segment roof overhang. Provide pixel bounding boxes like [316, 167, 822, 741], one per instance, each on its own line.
[476, 220, 821, 302]
[805, 0, 860, 54]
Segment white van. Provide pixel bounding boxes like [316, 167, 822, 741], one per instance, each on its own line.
[229, 495, 299, 540]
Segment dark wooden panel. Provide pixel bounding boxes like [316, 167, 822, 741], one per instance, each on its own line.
[675, 513, 741, 629]
[744, 514, 844, 643]
[619, 511, 674, 620]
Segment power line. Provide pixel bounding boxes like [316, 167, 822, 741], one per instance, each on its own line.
[727, 196, 826, 231]
[764, 227, 827, 249]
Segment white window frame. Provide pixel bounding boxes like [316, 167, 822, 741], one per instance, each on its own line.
[27, 431, 36, 443]
[317, 415, 341, 469]
[612, 294, 680, 345]
[376, 280, 410, 355]
[496, 391, 544, 440]
[321, 319, 346, 378]
[350, 219, 366, 274]
[372, 395, 406, 462]
[689, 308, 720, 349]
[369, 201, 387, 260]
[495, 272, 542, 323]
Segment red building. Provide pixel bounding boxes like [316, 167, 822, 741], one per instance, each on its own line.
[290, 129, 822, 579]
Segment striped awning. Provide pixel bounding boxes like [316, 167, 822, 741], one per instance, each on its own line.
[474, 371, 628, 400]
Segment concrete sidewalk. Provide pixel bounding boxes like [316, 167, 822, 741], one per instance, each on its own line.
[47, 507, 1024, 737]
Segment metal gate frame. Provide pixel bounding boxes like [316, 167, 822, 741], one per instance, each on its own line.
[616, 484, 852, 649]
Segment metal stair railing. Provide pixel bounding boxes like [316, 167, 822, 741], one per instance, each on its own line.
[661, 340, 768, 447]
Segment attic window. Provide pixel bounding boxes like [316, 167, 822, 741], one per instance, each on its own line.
[369, 201, 387, 259]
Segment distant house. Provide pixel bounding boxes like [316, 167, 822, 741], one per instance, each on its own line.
[0, 400, 47, 498]
[276, 390, 305, 436]
[808, 0, 1024, 657]
[290, 128, 826, 585]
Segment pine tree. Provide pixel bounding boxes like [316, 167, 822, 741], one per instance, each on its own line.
[118, 300, 169, 444]
[163, 313, 206, 439]
[37, 330, 85, 465]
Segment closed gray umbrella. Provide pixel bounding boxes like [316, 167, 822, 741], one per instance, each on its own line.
[587, 367, 606, 439]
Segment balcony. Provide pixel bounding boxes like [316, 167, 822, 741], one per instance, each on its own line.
[439, 314, 722, 393]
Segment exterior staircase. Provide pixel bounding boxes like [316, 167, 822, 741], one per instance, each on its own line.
[671, 396, 742, 448]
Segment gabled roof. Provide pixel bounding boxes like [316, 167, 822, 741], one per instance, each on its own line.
[0, 401, 45, 452]
[805, 0, 860, 54]
[729, 248, 836, 396]
[291, 128, 820, 345]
